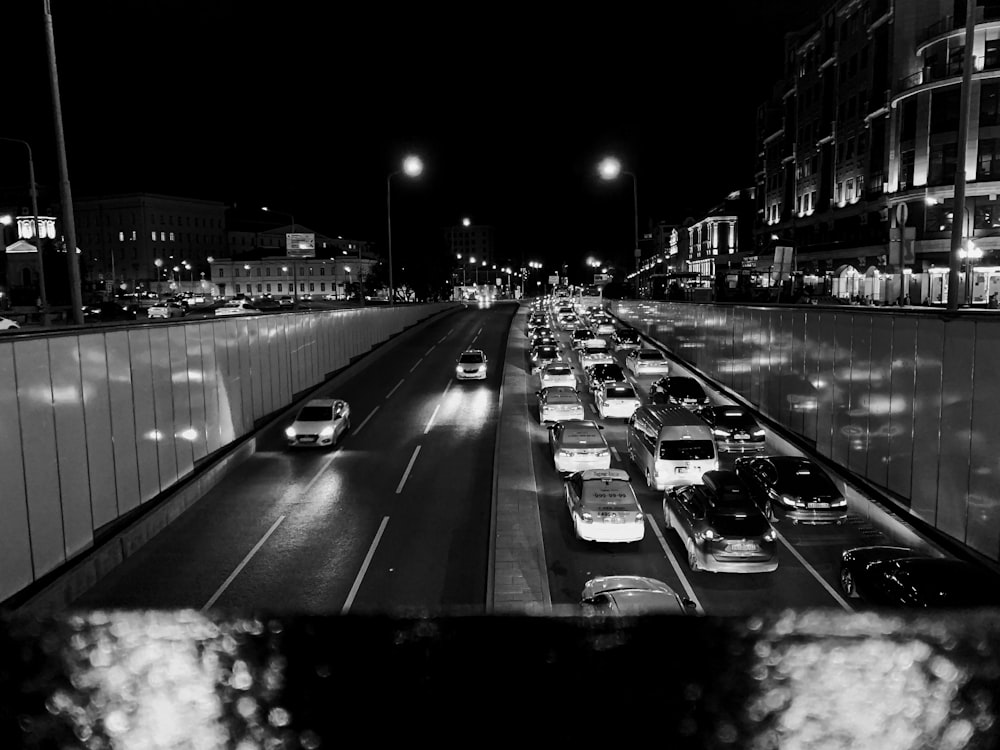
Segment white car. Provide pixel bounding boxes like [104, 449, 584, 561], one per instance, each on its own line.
[625, 348, 671, 375]
[538, 361, 576, 389]
[548, 419, 611, 474]
[285, 398, 351, 448]
[456, 349, 488, 380]
[563, 468, 645, 543]
[593, 319, 616, 336]
[147, 301, 186, 319]
[215, 299, 260, 316]
[537, 385, 585, 424]
[578, 344, 614, 368]
[595, 382, 640, 419]
[0, 316, 20, 331]
[581, 576, 697, 615]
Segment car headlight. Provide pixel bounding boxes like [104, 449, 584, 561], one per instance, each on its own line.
[779, 493, 800, 507]
[763, 528, 777, 542]
[319, 426, 335, 437]
[712, 428, 730, 437]
[832, 498, 847, 507]
[285, 427, 296, 438]
[753, 429, 766, 436]
[702, 528, 719, 541]
[456, 365, 464, 373]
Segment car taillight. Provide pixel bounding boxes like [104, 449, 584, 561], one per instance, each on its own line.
[595, 449, 609, 457]
[580, 512, 593, 523]
[712, 428, 730, 437]
[633, 512, 644, 523]
[763, 529, 777, 542]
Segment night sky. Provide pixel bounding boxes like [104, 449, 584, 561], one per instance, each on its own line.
[6, 1, 827, 281]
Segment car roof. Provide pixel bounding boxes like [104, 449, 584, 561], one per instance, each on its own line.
[460, 349, 485, 356]
[303, 398, 343, 408]
[584, 575, 677, 597]
[541, 386, 578, 398]
[578, 468, 630, 482]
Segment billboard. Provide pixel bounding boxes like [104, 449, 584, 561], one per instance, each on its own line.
[286, 233, 316, 258]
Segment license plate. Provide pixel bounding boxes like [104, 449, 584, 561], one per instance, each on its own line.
[728, 542, 758, 552]
[808, 502, 831, 508]
[299, 436, 317, 443]
[675, 467, 689, 474]
[736, 433, 750, 440]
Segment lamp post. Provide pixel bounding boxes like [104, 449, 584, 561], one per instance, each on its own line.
[262, 206, 298, 306]
[344, 266, 352, 300]
[386, 155, 423, 305]
[961, 242, 984, 306]
[154, 258, 163, 293]
[598, 156, 639, 298]
[0, 137, 49, 316]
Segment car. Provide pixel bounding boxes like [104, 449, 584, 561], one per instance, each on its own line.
[285, 398, 351, 448]
[839, 546, 1000, 608]
[649, 375, 710, 409]
[537, 385, 585, 423]
[594, 382, 640, 419]
[698, 405, 766, 453]
[734, 455, 848, 525]
[593, 319, 616, 336]
[529, 332, 557, 349]
[578, 344, 614, 368]
[563, 468, 645, 543]
[83, 301, 137, 322]
[277, 296, 295, 306]
[584, 362, 627, 393]
[147, 301, 187, 319]
[455, 349, 488, 380]
[529, 344, 562, 373]
[571, 328, 597, 350]
[538, 361, 576, 389]
[663, 470, 779, 573]
[527, 323, 554, 340]
[215, 299, 261, 316]
[548, 419, 611, 473]
[625, 348, 671, 376]
[611, 329, 642, 351]
[556, 313, 581, 330]
[580, 575, 697, 616]
[0, 316, 20, 330]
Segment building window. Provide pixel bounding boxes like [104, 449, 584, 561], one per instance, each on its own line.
[931, 88, 962, 133]
[266, 284, 272, 292]
[151, 231, 157, 241]
[118, 231, 124, 241]
[277, 283, 282, 292]
[217, 267, 224, 277]
[846, 179, 855, 202]
[981, 82, 1000, 127]
[235, 284, 241, 293]
[321, 283, 326, 291]
[986, 38, 1000, 70]
[169, 232, 175, 241]
[836, 182, 844, 204]
[978, 138, 1000, 178]
[309, 283, 315, 292]
[266, 267, 271, 276]
[928, 142, 958, 185]
[899, 150, 916, 190]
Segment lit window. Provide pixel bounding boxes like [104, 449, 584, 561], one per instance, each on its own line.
[160, 231, 166, 241]
[169, 232, 175, 241]
[118, 231, 124, 241]
[151, 231, 157, 241]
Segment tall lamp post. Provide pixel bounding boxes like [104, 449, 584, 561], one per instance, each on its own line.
[262, 206, 297, 306]
[387, 154, 423, 305]
[0, 137, 49, 315]
[598, 156, 639, 299]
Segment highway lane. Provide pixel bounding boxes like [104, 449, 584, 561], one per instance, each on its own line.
[519, 301, 878, 616]
[74, 301, 515, 615]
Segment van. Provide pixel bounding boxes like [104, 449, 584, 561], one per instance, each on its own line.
[626, 405, 719, 490]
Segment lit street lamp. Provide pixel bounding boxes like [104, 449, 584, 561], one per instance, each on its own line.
[387, 154, 424, 305]
[960, 242, 984, 306]
[598, 156, 639, 298]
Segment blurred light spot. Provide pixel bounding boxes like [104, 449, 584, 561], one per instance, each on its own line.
[145, 430, 164, 442]
[178, 428, 198, 441]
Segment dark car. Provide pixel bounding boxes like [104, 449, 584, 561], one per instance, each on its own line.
[584, 362, 627, 392]
[649, 376, 710, 409]
[840, 546, 1000, 608]
[734, 455, 848, 525]
[571, 328, 597, 350]
[611, 329, 642, 351]
[699, 405, 767, 453]
[83, 301, 138, 323]
[529, 332, 557, 349]
[663, 470, 778, 573]
[529, 344, 562, 372]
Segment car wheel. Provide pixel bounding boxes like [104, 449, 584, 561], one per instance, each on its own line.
[686, 539, 701, 572]
[840, 567, 858, 598]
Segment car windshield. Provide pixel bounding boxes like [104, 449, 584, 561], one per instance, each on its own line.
[775, 462, 839, 495]
[709, 511, 771, 537]
[605, 385, 635, 399]
[583, 347, 606, 355]
[536, 347, 558, 357]
[545, 391, 579, 404]
[666, 379, 705, 398]
[714, 411, 759, 430]
[582, 481, 635, 509]
[297, 406, 333, 421]
[459, 353, 484, 364]
[660, 440, 715, 461]
[639, 351, 664, 360]
[618, 332, 638, 341]
[546, 365, 571, 376]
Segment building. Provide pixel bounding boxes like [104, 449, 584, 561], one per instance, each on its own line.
[752, 0, 1000, 305]
[210, 253, 371, 300]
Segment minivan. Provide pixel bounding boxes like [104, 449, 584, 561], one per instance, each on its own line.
[626, 405, 719, 490]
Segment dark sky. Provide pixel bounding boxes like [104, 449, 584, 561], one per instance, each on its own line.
[6, 0, 827, 278]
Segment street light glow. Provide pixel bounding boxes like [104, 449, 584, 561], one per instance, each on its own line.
[598, 156, 621, 180]
[462, 217, 471, 227]
[403, 155, 423, 177]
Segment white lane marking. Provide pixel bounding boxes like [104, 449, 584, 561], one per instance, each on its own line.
[648, 514, 705, 614]
[386, 378, 405, 399]
[476, 326, 483, 336]
[610, 446, 621, 462]
[471, 335, 478, 344]
[396, 445, 421, 494]
[438, 333, 449, 344]
[355, 405, 379, 435]
[202, 515, 286, 611]
[443, 380, 453, 396]
[424, 404, 440, 434]
[425, 346, 435, 356]
[342, 515, 389, 614]
[409, 358, 423, 373]
[775, 529, 854, 611]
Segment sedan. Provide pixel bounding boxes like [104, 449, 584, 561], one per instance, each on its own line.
[578, 344, 614, 369]
[649, 376, 710, 410]
[548, 419, 611, 474]
[584, 362, 627, 393]
[0, 316, 20, 331]
[594, 383, 640, 419]
[537, 385, 585, 424]
[840, 546, 1000, 608]
[625, 348, 671, 376]
[580, 576, 697, 616]
[571, 328, 597, 350]
[663, 470, 778, 573]
[556, 313, 581, 331]
[285, 398, 351, 448]
[529, 344, 562, 373]
[83, 301, 137, 322]
[147, 301, 187, 319]
[611, 329, 642, 351]
[529, 332, 558, 349]
[455, 349, 488, 380]
[593, 319, 616, 336]
[538, 361, 576, 389]
[563, 468, 645, 543]
[215, 299, 260, 316]
[526, 323, 553, 339]
[734, 455, 848, 525]
[699, 405, 766, 453]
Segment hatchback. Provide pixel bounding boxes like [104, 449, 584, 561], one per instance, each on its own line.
[548, 419, 611, 474]
[147, 301, 186, 319]
[455, 349, 488, 380]
[286, 398, 351, 448]
[734, 455, 848, 525]
[563, 468, 645, 543]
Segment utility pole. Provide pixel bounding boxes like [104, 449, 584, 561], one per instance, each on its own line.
[948, 0, 977, 310]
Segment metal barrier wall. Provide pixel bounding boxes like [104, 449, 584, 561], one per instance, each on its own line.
[610, 301, 1000, 564]
[0, 304, 453, 601]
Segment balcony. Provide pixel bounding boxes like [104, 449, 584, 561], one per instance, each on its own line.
[918, 6, 1000, 51]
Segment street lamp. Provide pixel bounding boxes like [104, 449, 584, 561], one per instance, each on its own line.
[960, 242, 984, 306]
[387, 154, 424, 305]
[154, 258, 164, 291]
[598, 156, 639, 298]
[0, 137, 49, 316]
[344, 266, 352, 300]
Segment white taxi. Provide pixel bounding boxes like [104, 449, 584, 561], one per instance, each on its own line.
[563, 468, 645, 543]
[594, 383, 640, 419]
